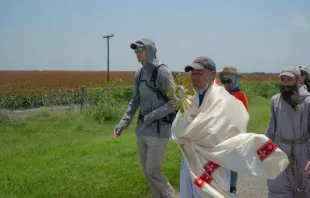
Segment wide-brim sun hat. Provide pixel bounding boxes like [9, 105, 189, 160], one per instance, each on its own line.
[219, 67, 247, 78]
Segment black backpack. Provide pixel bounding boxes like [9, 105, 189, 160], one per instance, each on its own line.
[137, 64, 177, 133]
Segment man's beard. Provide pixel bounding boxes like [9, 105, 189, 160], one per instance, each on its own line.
[280, 83, 300, 110]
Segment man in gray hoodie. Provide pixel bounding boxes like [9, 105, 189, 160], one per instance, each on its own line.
[265, 66, 310, 198]
[114, 38, 176, 198]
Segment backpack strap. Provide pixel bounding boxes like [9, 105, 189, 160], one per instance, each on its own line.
[136, 67, 144, 96]
[136, 67, 143, 125]
[150, 64, 170, 102]
[137, 67, 143, 86]
[150, 64, 164, 84]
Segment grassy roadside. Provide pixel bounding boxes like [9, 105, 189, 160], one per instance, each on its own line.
[0, 96, 271, 198]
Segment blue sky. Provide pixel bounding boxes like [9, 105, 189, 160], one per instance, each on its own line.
[0, 0, 309, 73]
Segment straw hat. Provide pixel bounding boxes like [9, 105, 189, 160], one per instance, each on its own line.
[219, 67, 246, 78]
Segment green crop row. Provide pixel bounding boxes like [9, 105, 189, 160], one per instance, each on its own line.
[0, 80, 279, 125]
[0, 87, 134, 110]
[0, 80, 279, 110]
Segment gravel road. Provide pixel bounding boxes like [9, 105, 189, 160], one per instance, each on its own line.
[175, 174, 268, 198]
[236, 174, 268, 198]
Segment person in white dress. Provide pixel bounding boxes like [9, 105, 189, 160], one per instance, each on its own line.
[179, 56, 233, 198]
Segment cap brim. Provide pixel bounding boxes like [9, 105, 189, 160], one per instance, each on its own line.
[219, 71, 246, 78]
[184, 63, 204, 72]
[130, 42, 143, 49]
[279, 72, 295, 77]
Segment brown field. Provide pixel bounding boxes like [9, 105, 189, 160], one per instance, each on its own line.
[0, 71, 135, 91]
[0, 70, 278, 95]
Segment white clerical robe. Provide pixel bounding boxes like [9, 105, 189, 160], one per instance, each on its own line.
[171, 81, 289, 198]
[180, 156, 233, 198]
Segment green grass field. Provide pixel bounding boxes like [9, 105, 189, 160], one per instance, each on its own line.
[0, 95, 271, 198]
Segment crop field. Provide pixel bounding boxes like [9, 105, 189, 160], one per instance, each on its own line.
[0, 71, 136, 92]
[0, 70, 279, 110]
[0, 70, 278, 91]
[0, 71, 279, 94]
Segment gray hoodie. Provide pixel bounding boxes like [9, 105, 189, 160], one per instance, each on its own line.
[115, 38, 176, 138]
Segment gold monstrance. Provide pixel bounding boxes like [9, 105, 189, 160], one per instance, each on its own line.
[166, 73, 195, 118]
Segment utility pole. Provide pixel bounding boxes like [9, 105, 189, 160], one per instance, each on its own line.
[101, 34, 114, 82]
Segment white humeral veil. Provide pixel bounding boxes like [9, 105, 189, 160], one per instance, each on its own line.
[171, 81, 289, 198]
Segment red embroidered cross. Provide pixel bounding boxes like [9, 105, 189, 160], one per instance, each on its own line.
[257, 139, 277, 161]
[194, 177, 206, 189]
[194, 161, 220, 189]
[204, 161, 220, 175]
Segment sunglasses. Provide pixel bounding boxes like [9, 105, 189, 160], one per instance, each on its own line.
[221, 79, 233, 84]
[134, 47, 144, 53]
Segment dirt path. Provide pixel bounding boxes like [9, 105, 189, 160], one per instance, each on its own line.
[0, 105, 80, 118]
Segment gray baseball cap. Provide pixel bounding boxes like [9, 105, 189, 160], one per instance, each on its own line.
[279, 67, 301, 78]
[185, 56, 216, 72]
